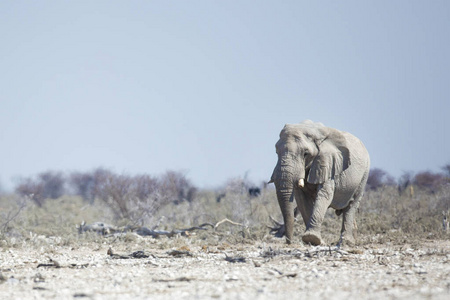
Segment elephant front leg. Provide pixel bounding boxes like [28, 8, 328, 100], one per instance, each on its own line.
[294, 188, 313, 227]
[302, 181, 335, 246]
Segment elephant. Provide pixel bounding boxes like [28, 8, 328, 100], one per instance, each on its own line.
[269, 120, 370, 246]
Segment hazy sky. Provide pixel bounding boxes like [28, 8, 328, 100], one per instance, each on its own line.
[1, 1, 449, 191]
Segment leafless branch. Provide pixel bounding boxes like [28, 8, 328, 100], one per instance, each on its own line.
[214, 218, 245, 230]
[1, 196, 28, 232]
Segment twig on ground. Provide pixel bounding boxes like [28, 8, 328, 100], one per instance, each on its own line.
[167, 250, 193, 257]
[37, 259, 61, 268]
[153, 277, 193, 282]
[80, 218, 248, 238]
[305, 247, 349, 258]
[136, 223, 214, 238]
[107, 248, 152, 259]
[37, 258, 90, 268]
[214, 218, 245, 230]
[223, 253, 246, 263]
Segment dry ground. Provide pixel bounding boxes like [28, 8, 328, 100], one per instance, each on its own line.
[1, 186, 449, 299]
[0, 234, 449, 300]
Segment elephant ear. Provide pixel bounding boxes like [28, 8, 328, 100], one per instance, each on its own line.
[307, 130, 351, 184]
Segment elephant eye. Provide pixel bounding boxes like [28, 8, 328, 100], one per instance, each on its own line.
[304, 152, 308, 157]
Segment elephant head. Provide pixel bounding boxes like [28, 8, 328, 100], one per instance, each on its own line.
[269, 121, 351, 243]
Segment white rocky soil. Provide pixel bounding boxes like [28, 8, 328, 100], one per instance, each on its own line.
[0, 238, 449, 300]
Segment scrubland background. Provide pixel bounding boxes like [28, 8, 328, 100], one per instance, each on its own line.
[0, 168, 449, 300]
[1, 166, 449, 247]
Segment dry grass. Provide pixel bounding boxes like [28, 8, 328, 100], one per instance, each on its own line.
[1, 184, 449, 300]
[0, 184, 448, 249]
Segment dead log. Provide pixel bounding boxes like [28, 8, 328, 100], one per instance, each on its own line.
[78, 222, 214, 237]
[136, 223, 214, 238]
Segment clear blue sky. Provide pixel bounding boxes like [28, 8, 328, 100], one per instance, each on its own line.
[1, 1, 449, 191]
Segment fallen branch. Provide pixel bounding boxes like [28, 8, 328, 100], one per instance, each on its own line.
[136, 223, 214, 238]
[37, 259, 89, 269]
[214, 218, 245, 230]
[224, 253, 246, 263]
[167, 250, 193, 257]
[107, 248, 152, 259]
[79, 218, 247, 238]
[305, 246, 349, 258]
[153, 277, 193, 282]
[37, 259, 60, 268]
[79, 222, 214, 237]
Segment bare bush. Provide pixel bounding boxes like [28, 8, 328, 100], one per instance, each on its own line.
[93, 171, 197, 225]
[69, 172, 94, 200]
[96, 173, 135, 220]
[160, 170, 197, 204]
[39, 171, 65, 199]
[7, 164, 450, 246]
[134, 174, 160, 200]
[69, 168, 108, 203]
[359, 184, 450, 237]
[413, 171, 447, 192]
[224, 177, 247, 195]
[203, 177, 277, 236]
[15, 171, 65, 206]
[15, 178, 44, 206]
[13, 168, 199, 226]
[366, 168, 395, 191]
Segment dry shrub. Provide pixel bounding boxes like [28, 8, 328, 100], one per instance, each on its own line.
[0, 194, 110, 247]
[413, 171, 448, 192]
[69, 168, 111, 203]
[3, 167, 449, 248]
[160, 170, 197, 204]
[15, 171, 65, 206]
[366, 168, 396, 191]
[91, 170, 197, 226]
[95, 173, 164, 225]
[358, 184, 450, 239]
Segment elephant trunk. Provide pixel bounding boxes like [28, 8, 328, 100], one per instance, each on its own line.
[271, 154, 306, 244]
[276, 185, 295, 244]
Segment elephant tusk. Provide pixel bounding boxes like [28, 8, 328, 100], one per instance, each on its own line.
[298, 178, 305, 188]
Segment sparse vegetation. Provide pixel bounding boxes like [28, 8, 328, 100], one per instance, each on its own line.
[1, 167, 449, 300]
[1, 166, 449, 247]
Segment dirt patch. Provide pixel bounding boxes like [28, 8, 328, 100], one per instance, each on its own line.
[1, 237, 449, 299]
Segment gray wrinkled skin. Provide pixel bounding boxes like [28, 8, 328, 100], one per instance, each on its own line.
[270, 120, 370, 246]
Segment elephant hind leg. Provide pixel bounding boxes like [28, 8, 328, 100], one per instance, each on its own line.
[338, 196, 361, 247]
[338, 170, 368, 247]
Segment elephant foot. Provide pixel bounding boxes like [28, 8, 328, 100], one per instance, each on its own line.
[302, 231, 322, 246]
